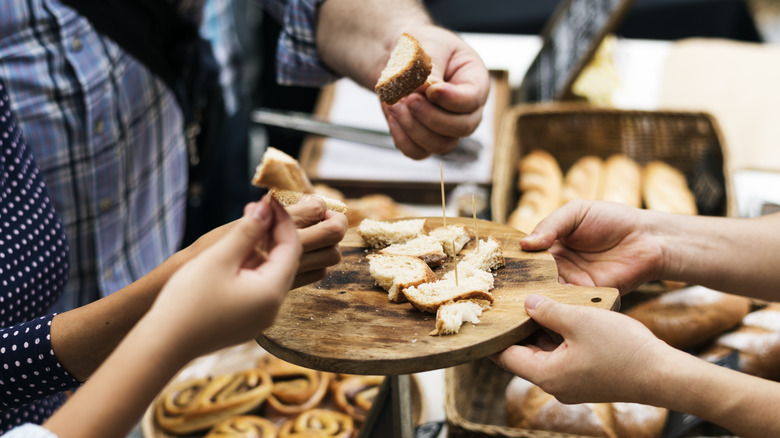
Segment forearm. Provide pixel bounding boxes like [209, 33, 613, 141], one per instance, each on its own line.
[44, 313, 188, 438]
[49, 249, 190, 381]
[653, 212, 780, 300]
[648, 348, 780, 437]
[316, 0, 432, 88]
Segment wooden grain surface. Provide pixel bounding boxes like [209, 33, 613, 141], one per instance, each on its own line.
[257, 217, 619, 375]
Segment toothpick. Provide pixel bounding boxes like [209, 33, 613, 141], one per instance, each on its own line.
[472, 195, 479, 252]
[453, 239, 459, 286]
[440, 163, 447, 227]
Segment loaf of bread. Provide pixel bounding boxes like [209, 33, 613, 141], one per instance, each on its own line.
[699, 303, 780, 380]
[560, 155, 604, 204]
[375, 33, 432, 105]
[403, 263, 494, 313]
[251, 147, 314, 193]
[598, 154, 642, 208]
[625, 286, 752, 350]
[367, 253, 437, 302]
[357, 218, 429, 248]
[430, 300, 488, 336]
[269, 188, 349, 214]
[507, 149, 563, 234]
[505, 376, 668, 438]
[642, 160, 698, 215]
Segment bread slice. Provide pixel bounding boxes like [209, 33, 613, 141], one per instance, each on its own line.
[430, 300, 489, 336]
[251, 147, 314, 193]
[357, 218, 429, 248]
[403, 264, 494, 313]
[379, 234, 446, 267]
[460, 237, 505, 271]
[269, 188, 349, 214]
[367, 254, 436, 302]
[375, 33, 432, 105]
[428, 224, 472, 258]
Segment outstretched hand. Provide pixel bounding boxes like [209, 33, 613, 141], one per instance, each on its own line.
[381, 25, 490, 160]
[520, 201, 665, 295]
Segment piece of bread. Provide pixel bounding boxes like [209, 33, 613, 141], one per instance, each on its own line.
[379, 234, 447, 267]
[460, 236, 505, 272]
[344, 193, 413, 227]
[642, 160, 698, 215]
[699, 303, 780, 380]
[430, 300, 488, 336]
[625, 285, 752, 350]
[367, 253, 436, 302]
[560, 155, 604, 205]
[251, 147, 313, 193]
[505, 376, 668, 438]
[269, 188, 349, 214]
[428, 224, 473, 258]
[598, 154, 642, 208]
[507, 150, 563, 234]
[403, 264, 494, 313]
[375, 33, 432, 105]
[357, 218, 429, 248]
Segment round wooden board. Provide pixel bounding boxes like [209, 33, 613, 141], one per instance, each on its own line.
[257, 217, 619, 375]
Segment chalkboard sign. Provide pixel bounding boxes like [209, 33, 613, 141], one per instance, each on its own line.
[516, 0, 635, 103]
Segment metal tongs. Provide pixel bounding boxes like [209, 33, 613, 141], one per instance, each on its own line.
[251, 107, 482, 164]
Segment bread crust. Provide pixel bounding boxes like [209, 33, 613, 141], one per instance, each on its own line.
[251, 147, 314, 193]
[642, 160, 698, 214]
[561, 155, 604, 204]
[598, 154, 642, 208]
[375, 33, 432, 105]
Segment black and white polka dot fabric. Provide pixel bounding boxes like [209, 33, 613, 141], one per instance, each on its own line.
[0, 79, 78, 431]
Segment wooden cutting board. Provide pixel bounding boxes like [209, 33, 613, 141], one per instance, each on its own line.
[257, 217, 619, 375]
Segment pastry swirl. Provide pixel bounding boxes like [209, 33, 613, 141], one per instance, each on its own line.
[258, 355, 331, 415]
[206, 415, 278, 438]
[331, 375, 385, 423]
[278, 409, 355, 438]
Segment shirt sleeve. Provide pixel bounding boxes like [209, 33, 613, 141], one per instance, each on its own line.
[263, 0, 341, 87]
[0, 315, 81, 410]
[1, 424, 58, 438]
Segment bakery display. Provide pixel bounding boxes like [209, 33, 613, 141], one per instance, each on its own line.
[251, 147, 314, 193]
[374, 33, 432, 105]
[505, 376, 668, 438]
[642, 160, 698, 215]
[700, 302, 780, 380]
[625, 285, 752, 350]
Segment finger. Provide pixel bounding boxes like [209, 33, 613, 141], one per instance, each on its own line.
[425, 76, 489, 116]
[297, 211, 348, 253]
[210, 197, 274, 265]
[297, 246, 342, 275]
[384, 102, 459, 157]
[519, 201, 587, 251]
[490, 344, 551, 382]
[284, 195, 327, 228]
[406, 92, 483, 138]
[383, 109, 432, 160]
[255, 198, 302, 282]
[291, 268, 328, 289]
[522, 294, 578, 340]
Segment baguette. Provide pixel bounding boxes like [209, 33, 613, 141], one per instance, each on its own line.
[642, 160, 698, 215]
[375, 33, 432, 105]
[507, 150, 563, 234]
[560, 155, 603, 204]
[598, 154, 642, 207]
[251, 147, 313, 193]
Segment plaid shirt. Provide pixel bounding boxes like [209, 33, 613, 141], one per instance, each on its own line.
[0, 0, 333, 313]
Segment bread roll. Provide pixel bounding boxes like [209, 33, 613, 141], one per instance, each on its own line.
[642, 160, 698, 215]
[375, 33, 432, 105]
[561, 155, 604, 204]
[626, 286, 752, 350]
[598, 154, 642, 208]
[507, 149, 563, 234]
[505, 376, 667, 438]
[699, 303, 780, 380]
[251, 147, 314, 193]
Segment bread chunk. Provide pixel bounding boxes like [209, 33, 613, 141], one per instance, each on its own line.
[375, 33, 432, 105]
[430, 300, 488, 336]
[367, 254, 436, 302]
[460, 237, 505, 272]
[428, 224, 472, 257]
[379, 234, 447, 267]
[269, 188, 348, 213]
[357, 218, 429, 248]
[251, 147, 314, 193]
[403, 264, 494, 313]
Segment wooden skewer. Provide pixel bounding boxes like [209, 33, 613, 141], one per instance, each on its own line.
[440, 163, 447, 227]
[472, 195, 479, 252]
[453, 239, 458, 286]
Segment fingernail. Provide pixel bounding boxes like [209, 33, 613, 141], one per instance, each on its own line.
[252, 200, 270, 222]
[525, 294, 546, 310]
[523, 233, 538, 242]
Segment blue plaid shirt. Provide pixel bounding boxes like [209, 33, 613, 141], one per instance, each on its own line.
[0, 0, 334, 313]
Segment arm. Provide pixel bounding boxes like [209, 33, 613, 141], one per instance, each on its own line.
[316, 0, 490, 159]
[49, 195, 346, 382]
[521, 200, 780, 300]
[43, 197, 301, 438]
[492, 295, 780, 438]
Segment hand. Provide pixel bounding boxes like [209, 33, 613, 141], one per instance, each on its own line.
[148, 196, 302, 358]
[381, 25, 490, 160]
[520, 200, 665, 295]
[491, 295, 668, 404]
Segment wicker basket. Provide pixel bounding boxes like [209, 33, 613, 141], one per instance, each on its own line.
[490, 103, 732, 225]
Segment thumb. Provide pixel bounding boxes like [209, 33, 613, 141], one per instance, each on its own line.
[523, 295, 574, 339]
[210, 197, 273, 265]
[519, 202, 582, 251]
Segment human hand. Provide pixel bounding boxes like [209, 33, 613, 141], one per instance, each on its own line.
[520, 200, 665, 295]
[381, 25, 490, 160]
[147, 196, 302, 359]
[491, 295, 669, 404]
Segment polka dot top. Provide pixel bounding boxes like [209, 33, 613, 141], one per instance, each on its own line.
[0, 79, 79, 430]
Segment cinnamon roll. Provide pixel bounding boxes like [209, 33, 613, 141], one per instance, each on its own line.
[331, 375, 385, 422]
[206, 415, 278, 438]
[257, 355, 331, 415]
[278, 409, 355, 438]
